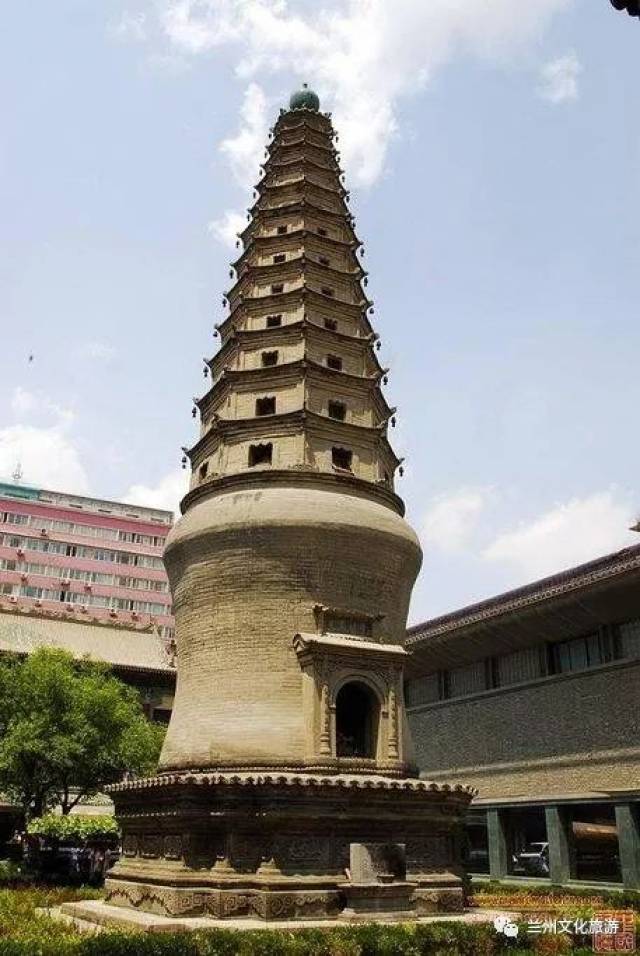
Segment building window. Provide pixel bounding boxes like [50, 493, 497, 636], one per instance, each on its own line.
[325, 613, 372, 637]
[327, 354, 343, 371]
[324, 318, 338, 332]
[551, 632, 605, 675]
[319, 256, 330, 266]
[271, 283, 284, 294]
[447, 661, 487, 699]
[404, 673, 440, 708]
[249, 443, 273, 467]
[328, 400, 346, 421]
[255, 396, 276, 416]
[199, 462, 209, 481]
[321, 286, 335, 297]
[496, 646, 545, 687]
[266, 314, 282, 328]
[273, 254, 286, 264]
[277, 225, 288, 235]
[317, 227, 328, 237]
[618, 619, 640, 660]
[261, 350, 279, 367]
[332, 447, 352, 471]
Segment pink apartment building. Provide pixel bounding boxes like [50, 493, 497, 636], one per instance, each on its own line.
[0, 481, 174, 640]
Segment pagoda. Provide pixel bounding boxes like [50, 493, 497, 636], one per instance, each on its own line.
[91, 85, 474, 925]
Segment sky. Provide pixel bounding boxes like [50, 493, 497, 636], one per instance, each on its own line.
[1, 0, 639, 624]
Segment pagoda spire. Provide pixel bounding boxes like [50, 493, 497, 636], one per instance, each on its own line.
[182, 86, 403, 518]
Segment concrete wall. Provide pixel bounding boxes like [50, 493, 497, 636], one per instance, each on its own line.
[408, 658, 640, 798]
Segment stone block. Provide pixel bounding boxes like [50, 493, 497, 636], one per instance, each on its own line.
[350, 842, 406, 884]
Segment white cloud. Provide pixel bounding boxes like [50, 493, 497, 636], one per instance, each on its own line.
[124, 470, 188, 517]
[219, 82, 269, 189]
[483, 490, 637, 580]
[208, 209, 246, 249]
[111, 11, 147, 42]
[159, 0, 574, 187]
[9, 387, 76, 428]
[423, 488, 490, 554]
[537, 51, 582, 104]
[10, 387, 37, 417]
[0, 424, 90, 494]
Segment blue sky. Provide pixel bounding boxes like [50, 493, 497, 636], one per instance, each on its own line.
[1, 0, 639, 622]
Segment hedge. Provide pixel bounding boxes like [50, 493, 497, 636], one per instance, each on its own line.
[26, 814, 119, 843]
[472, 879, 640, 912]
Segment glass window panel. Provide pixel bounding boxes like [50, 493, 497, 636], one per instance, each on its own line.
[619, 619, 640, 660]
[448, 660, 486, 698]
[497, 646, 543, 686]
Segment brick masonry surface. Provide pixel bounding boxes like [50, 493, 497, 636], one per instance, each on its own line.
[408, 659, 640, 798]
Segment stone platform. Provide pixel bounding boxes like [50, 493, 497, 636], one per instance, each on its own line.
[56, 900, 516, 935]
[101, 770, 474, 923]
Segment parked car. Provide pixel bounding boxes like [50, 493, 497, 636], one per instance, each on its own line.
[517, 841, 550, 877]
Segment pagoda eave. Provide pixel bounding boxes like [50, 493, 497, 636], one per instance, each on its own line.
[225, 286, 372, 326]
[181, 467, 406, 519]
[233, 228, 358, 264]
[231, 256, 364, 287]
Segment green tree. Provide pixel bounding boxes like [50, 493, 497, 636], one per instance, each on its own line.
[0, 648, 165, 818]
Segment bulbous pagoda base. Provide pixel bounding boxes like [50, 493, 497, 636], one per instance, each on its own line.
[104, 771, 473, 921]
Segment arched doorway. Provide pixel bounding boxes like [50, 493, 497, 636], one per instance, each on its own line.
[335, 681, 379, 758]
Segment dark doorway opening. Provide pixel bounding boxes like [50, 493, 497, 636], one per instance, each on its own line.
[335, 682, 378, 759]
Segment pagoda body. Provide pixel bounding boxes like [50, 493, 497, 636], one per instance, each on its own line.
[100, 88, 473, 924]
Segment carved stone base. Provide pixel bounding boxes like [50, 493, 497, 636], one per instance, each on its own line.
[104, 770, 472, 921]
[341, 882, 416, 921]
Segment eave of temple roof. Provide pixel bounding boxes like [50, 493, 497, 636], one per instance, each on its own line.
[403, 542, 640, 674]
[250, 180, 350, 217]
[272, 113, 334, 135]
[261, 154, 340, 179]
[196, 360, 392, 426]
[233, 227, 358, 266]
[267, 133, 335, 158]
[257, 175, 346, 201]
[210, 318, 381, 367]
[231, 254, 365, 288]
[239, 198, 361, 245]
[187, 408, 399, 465]
[200, 356, 381, 402]
[224, 285, 373, 330]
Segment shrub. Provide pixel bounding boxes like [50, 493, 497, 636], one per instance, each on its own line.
[27, 814, 119, 843]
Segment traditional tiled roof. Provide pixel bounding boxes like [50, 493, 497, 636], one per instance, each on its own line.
[0, 606, 176, 676]
[108, 770, 476, 797]
[407, 542, 640, 646]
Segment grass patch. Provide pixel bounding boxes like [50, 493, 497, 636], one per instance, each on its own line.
[0, 886, 614, 955]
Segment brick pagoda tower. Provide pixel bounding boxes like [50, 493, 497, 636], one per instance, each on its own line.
[95, 85, 474, 925]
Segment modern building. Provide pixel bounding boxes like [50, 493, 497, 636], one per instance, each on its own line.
[404, 541, 640, 890]
[0, 603, 177, 846]
[0, 481, 174, 641]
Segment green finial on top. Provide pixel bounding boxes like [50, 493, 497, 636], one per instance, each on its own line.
[289, 83, 320, 112]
